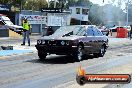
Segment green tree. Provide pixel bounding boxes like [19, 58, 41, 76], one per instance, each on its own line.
[0, 0, 8, 4]
[13, 0, 22, 4]
[0, 0, 21, 5]
[48, 0, 67, 8]
[23, 0, 48, 10]
[49, 1, 55, 8]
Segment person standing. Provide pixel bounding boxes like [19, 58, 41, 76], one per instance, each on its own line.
[21, 19, 31, 46]
[47, 26, 53, 36]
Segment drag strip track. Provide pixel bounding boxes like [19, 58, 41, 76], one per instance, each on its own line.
[0, 44, 132, 88]
[108, 43, 132, 50]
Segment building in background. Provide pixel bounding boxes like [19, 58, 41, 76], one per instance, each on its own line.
[41, 8, 71, 35]
[19, 11, 47, 35]
[69, 6, 89, 25]
[40, 6, 89, 34]
[0, 4, 90, 37]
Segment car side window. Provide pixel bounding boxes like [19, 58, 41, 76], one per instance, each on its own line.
[87, 27, 94, 36]
[78, 27, 86, 36]
[93, 28, 98, 36]
[93, 28, 103, 36]
[97, 30, 103, 36]
[96, 29, 103, 36]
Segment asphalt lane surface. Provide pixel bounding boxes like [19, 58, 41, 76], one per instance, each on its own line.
[0, 43, 132, 88]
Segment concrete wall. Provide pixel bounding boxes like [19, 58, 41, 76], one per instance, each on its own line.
[0, 29, 9, 37]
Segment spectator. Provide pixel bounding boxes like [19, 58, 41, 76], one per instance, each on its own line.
[47, 26, 53, 36]
[21, 19, 31, 46]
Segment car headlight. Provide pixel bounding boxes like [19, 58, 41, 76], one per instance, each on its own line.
[37, 40, 42, 44]
[42, 40, 45, 44]
[61, 41, 65, 45]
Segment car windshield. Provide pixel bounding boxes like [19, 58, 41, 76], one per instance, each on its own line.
[51, 25, 86, 37]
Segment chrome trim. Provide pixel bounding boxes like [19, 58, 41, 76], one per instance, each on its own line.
[72, 46, 92, 48]
[84, 46, 92, 48]
[72, 46, 77, 47]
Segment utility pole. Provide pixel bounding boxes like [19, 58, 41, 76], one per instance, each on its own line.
[54, 0, 56, 8]
[48, 0, 49, 8]
[102, 0, 104, 26]
[20, 0, 22, 13]
[126, 0, 129, 26]
[32, 0, 34, 14]
[118, 0, 121, 27]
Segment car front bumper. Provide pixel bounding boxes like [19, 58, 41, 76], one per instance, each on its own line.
[35, 45, 78, 55]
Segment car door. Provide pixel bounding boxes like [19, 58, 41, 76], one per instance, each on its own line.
[98, 30, 108, 49]
[83, 26, 96, 53]
[93, 28, 104, 52]
[91, 27, 98, 52]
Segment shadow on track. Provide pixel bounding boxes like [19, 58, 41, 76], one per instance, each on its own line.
[26, 54, 95, 64]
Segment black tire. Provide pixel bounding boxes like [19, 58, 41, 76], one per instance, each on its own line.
[93, 53, 99, 58]
[93, 45, 105, 57]
[99, 45, 106, 57]
[73, 45, 84, 62]
[38, 51, 47, 61]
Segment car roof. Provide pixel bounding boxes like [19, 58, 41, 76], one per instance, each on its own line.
[63, 25, 97, 29]
[58, 25, 98, 33]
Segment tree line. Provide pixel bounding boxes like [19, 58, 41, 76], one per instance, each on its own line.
[0, 0, 92, 10]
[0, 0, 126, 26]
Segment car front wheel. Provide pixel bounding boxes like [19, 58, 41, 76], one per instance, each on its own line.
[73, 45, 84, 62]
[38, 51, 47, 61]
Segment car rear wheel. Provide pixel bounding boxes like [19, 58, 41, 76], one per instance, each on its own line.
[38, 51, 47, 61]
[100, 45, 106, 57]
[73, 45, 84, 62]
[93, 45, 105, 57]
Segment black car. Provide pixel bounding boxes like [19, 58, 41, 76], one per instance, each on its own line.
[35, 25, 109, 61]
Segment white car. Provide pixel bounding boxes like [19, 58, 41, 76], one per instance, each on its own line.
[0, 14, 23, 31]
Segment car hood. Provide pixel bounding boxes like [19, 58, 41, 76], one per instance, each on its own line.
[40, 35, 85, 41]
